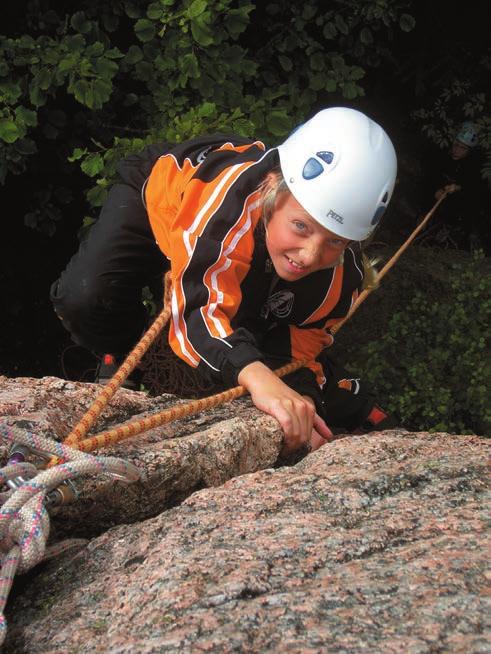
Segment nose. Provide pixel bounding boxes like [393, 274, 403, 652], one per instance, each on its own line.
[299, 240, 342, 269]
[299, 240, 322, 266]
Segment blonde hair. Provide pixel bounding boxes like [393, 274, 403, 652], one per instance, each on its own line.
[258, 167, 379, 289]
[258, 168, 290, 226]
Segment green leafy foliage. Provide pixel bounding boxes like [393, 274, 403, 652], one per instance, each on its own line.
[23, 185, 73, 236]
[360, 251, 490, 435]
[411, 82, 491, 182]
[0, 0, 417, 232]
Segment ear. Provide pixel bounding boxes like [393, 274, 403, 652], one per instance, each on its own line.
[263, 171, 277, 193]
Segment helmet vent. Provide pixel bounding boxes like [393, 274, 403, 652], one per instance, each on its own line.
[317, 151, 334, 164]
[371, 205, 386, 226]
[302, 157, 324, 180]
[382, 191, 388, 203]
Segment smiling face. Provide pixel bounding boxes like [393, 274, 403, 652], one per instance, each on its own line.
[265, 192, 351, 281]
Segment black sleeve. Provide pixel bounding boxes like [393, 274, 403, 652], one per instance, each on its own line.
[282, 366, 325, 418]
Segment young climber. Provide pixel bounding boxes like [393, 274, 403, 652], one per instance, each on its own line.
[50, 107, 398, 454]
[434, 121, 479, 200]
[428, 121, 488, 251]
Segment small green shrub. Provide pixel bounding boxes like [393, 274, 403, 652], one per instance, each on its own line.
[360, 251, 490, 435]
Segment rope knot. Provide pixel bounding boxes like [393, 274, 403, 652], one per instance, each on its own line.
[1, 495, 50, 573]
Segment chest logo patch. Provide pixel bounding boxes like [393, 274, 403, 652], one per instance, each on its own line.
[196, 146, 212, 164]
[262, 290, 295, 319]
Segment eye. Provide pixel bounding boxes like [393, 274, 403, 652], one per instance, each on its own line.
[293, 220, 307, 232]
[329, 238, 346, 248]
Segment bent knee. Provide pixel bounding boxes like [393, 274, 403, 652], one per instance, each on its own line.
[50, 273, 102, 325]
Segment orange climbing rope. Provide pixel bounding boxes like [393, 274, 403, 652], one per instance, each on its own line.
[66, 359, 306, 454]
[64, 274, 173, 448]
[47, 193, 447, 462]
[330, 191, 449, 335]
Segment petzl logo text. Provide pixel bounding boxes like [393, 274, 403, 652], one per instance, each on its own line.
[327, 209, 344, 224]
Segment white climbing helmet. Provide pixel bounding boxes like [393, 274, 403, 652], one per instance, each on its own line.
[277, 107, 397, 241]
[455, 121, 479, 148]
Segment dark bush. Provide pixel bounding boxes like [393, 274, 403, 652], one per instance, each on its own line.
[359, 250, 490, 435]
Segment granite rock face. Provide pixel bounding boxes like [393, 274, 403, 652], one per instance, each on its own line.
[0, 376, 489, 653]
[0, 375, 283, 538]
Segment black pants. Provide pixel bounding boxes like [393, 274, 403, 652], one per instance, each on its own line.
[317, 354, 375, 429]
[279, 352, 376, 430]
[50, 144, 170, 354]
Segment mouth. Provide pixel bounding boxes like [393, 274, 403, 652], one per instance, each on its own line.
[284, 255, 306, 273]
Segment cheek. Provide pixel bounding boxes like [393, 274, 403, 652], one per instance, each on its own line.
[320, 247, 345, 268]
[266, 223, 288, 252]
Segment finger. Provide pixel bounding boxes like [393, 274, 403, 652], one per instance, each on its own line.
[313, 413, 334, 441]
[281, 397, 313, 444]
[310, 429, 328, 451]
[296, 398, 315, 441]
[270, 401, 301, 446]
[281, 406, 312, 454]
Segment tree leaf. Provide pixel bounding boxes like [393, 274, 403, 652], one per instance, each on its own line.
[399, 14, 416, 33]
[310, 52, 325, 72]
[191, 16, 214, 46]
[225, 9, 250, 39]
[64, 33, 86, 53]
[279, 55, 292, 72]
[37, 68, 53, 91]
[0, 81, 22, 104]
[105, 47, 124, 60]
[71, 12, 92, 35]
[323, 22, 337, 39]
[29, 84, 47, 108]
[15, 106, 37, 127]
[360, 27, 373, 45]
[134, 19, 156, 43]
[15, 137, 37, 155]
[187, 0, 207, 19]
[68, 147, 88, 162]
[94, 57, 119, 79]
[302, 4, 317, 21]
[81, 152, 104, 177]
[341, 81, 362, 99]
[71, 79, 90, 106]
[334, 14, 348, 35]
[266, 110, 291, 137]
[325, 78, 337, 92]
[309, 73, 327, 91]
[92, 78, 113, 108]
[147, 3, 164, 20]
[331, 55, 345, 72]
[125, 45, 143, 65]
[181, 52, 199, 79]
[349, 66, 365, 81]
[86, 42, 104, 58]
[58, 53, 80, 73]
[198, 101, 216, 117]
[124, 2, 142, 19]
[0, 118, 21, 143]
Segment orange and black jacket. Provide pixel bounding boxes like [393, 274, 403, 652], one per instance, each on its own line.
[144, 134, 364, 407]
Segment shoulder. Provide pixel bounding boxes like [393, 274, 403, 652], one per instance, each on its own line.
[161, 135, 278, 190]
[169, 134, 267, 169]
